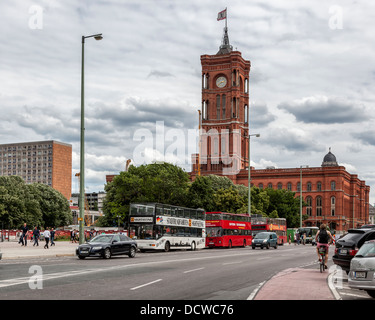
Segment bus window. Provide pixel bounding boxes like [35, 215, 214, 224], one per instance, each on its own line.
[190, 210, 197, 220]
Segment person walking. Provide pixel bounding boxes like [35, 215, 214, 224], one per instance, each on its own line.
[21, 223, 29, 246]
[33, 227, 40, 246]
[50, 228, 55, 246]
[43, 228, 51, 249]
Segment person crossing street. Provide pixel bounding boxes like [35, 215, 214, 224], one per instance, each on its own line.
[43, 228, 51, 249]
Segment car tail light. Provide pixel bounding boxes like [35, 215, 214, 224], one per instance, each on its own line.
[349, 248, 358, 256]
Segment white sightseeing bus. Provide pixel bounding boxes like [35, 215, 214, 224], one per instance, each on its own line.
[129, 203, 206, 252]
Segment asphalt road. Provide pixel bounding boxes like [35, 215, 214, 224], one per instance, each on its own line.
[0, 244, 320, 300]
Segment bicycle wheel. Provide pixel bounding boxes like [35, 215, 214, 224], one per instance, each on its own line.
[320, 261, 325, 273]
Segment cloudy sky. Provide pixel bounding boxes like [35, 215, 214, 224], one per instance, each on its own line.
[1, 1, 375, 204]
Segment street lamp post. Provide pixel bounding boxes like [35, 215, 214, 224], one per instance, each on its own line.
[248, 133, 260, 216]
[79, 33, 103, 245]
[299, 165, 309, 228]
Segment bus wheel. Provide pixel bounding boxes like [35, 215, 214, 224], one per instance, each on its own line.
[164, 241, 170, 252]
[191, 241, 196, 251]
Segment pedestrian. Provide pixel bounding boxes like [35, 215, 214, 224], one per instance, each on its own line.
[288, 233, 291, 245]
[50, 228, 55, 246]
[33, 227, 40, 246]
[296, 232, 301, 245]
[21, 223, 29, 246]
[43, 228, 50, 249]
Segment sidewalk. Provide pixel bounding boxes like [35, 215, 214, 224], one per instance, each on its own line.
[0, 240, 77, 259]
[253, 267, 335, 300]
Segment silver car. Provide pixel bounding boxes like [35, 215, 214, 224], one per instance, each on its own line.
[348, 240, 375, 298]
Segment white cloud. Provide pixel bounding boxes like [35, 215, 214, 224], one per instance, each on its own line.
[0, 0, 374, 203]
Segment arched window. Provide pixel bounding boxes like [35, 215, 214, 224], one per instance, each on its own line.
[259, 183, 263, 190]
[316, 196, 322, 216]
[306, 196, 313, 216]
[277, 182, 282, 190]
[331, 196, 336, 216]
[245, 78, 249, 94]
[307, 182, 312, 192]
[267, 183, 273, 189]
[244, 104, 249, 123]
[216, 95, 221, 120]
[287, 182, 292, 191]
[297, 182, 301, 192]
[317, 182, 322, 191]
[222, 95, 226, 119]
[331, 181, 336, 191]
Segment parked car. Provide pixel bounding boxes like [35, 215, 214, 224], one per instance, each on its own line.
[360, 224, 375, 229]
[333, 228, 375, 273]
[251, 232, 278, 249]
[348, 240, 375, 298]
[76, 234, 137, 259]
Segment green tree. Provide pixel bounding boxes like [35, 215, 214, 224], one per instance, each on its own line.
[100, 163, 190, 227]
[264, 188, 305, 228]
[0, 176, 72, 228]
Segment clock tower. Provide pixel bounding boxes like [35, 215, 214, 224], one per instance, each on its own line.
[192, 26, 251, 182]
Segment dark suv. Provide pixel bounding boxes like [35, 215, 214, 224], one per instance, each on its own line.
[333, 228, 375, 273]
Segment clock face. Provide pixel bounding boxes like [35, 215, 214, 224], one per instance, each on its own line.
[216, 76, 227, 88]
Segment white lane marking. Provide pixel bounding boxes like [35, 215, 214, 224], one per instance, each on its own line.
[222, 261, 242, 265]
[340, 292, 367, 298]
[0, 247, 313, 288]
[183, 267, 205, 274]
[247, 281, 266, 300]
[328, 270, 342, 300]
[130, 279, 162, 291]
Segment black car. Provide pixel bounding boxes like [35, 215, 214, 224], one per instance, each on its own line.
[333, 228, 375, 272]
[76, 234, 137, 259]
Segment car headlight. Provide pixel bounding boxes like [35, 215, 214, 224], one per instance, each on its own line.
[263, 239, 267, 243]
[92, 246, 103, 250]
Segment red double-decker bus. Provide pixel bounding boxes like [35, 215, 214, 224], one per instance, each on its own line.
[250, 216, 287, 245]
[205, 212, 252, 248]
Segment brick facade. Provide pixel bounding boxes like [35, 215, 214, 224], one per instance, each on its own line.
[190, 31, 370, 233]
[0, 140, 72, 200]
[52, 141, 72, 200]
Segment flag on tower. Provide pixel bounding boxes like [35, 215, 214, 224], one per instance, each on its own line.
[217, 8, 227, 21]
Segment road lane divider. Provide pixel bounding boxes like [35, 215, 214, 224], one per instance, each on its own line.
[130, 279, 162, 291]
[183, 267, 205, 274]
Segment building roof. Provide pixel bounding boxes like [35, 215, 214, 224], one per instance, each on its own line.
[322, 148, 338, 167]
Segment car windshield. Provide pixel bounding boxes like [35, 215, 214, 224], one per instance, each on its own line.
[255, 233, 269, 239]
[356, 242, 375, 257]
[89, 235, 113, 243]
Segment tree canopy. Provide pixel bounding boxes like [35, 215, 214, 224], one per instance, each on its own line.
[99, 162, 190, 227]
[101, 164, 304, 228]
[0, 176, 72, 229]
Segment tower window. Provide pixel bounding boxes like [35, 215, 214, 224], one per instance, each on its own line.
[216, 95, 220, 120]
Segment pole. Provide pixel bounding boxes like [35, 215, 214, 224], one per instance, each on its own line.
[198, 110, 201, 176]
[248, 134, 260, 216]
[299, 165, 309, 228]
[79, 36, 85, 245]
[248, 135, 251, 216]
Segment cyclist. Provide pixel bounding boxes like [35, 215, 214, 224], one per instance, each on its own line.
[315, 224, 335, 269]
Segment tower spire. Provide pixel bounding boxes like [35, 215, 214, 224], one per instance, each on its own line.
[217, 8, 232, 55]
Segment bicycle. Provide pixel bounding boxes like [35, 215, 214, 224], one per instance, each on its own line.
[318, 245, 328, 273]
